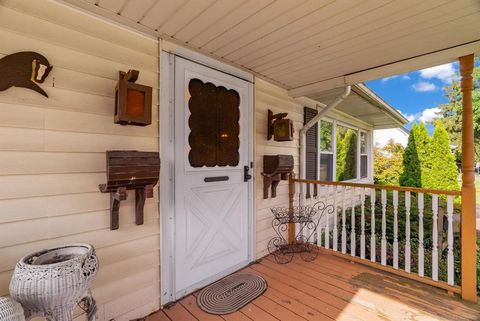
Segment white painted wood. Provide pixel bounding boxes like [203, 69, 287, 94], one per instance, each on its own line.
[333, 185, 339, 251]
[447, 195, 454, 286]
[405, 191, 411, 273]
[120, 0, 157, 22]
[381, 189, 387, 266]
[431, 194, 439, 281]
[393, 190, 399, 269]
[341, 186, 347, 254]
[418, 192, 425, 277]
[350, 188, 356, 257]
[360, 187, 366, 259]
[173, 56, 252, 298]
[325, 184, 330, 249]
[370, 188, 376, 262]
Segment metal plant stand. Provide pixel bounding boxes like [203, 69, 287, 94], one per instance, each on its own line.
[268, 201, 333, 264]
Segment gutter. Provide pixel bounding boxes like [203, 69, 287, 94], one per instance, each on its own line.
[299, 86, 351, 180]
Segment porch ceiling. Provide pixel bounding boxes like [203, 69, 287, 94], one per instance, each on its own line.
[58, 0, 480, 90]
[314, 84, 407, 129]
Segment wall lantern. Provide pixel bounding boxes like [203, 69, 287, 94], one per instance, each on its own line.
[115, 69, 152, 126]
[267, 109, 294, 141]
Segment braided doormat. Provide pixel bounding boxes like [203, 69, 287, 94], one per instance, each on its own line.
[197, 273, 267, 315]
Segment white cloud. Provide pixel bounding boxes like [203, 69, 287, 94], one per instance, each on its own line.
[419, 107, 442, 123]
[419, 63, 458, 84]
[412, 81, 437, 92]
[396, 109, 416, 122]
[381, 73, 410, 82]
[381, 75, 399, 82]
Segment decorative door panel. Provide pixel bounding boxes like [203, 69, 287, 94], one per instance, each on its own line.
[174, 57, 251, 298]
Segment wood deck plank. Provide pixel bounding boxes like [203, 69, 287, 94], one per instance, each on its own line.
[146, 252, 480, 321]
[250, 295, 308, 321]
[244, 267, 349, 321]
[250, 262, 383, 321]
[146, 310, 171, 321]
[163, 302, 198, 321]
[179, 295, 223, 321]
[240, 304, 279, 321]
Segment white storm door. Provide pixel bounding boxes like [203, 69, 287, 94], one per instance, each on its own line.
[174, 56, 252, 298]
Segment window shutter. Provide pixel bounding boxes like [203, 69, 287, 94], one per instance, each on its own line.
[304, 107, 318, 198]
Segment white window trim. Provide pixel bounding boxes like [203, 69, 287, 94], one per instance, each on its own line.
[317, 118, 371, 183]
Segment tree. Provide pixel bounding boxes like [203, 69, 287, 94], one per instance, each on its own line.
[374, 139, 404, 185]
[399, 123, 430, 187]
[424, 122, 459, 191]
[437, 61, 480, 159]
[336, 128, 357, 181]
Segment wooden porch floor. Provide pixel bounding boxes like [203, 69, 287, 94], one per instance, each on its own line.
[147, 250, 480, 321]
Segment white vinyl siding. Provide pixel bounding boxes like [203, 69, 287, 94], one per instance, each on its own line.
[0, 2, 160, 321]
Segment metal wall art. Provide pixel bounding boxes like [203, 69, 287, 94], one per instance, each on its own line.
[0, 51, 52, 97]
[114, 69, 153, 126]
[267, 109, 294, 141]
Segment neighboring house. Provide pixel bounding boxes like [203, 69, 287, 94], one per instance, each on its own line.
[374, 127, 410, 147]
[0, 1, 478, 321]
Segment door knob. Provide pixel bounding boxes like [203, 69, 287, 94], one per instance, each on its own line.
[244, 166, 252, 182]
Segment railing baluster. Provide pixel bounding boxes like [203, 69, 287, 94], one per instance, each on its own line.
[447, 195, 454, 286]
[316, 184, 322, 247]
[351, 188, 356, 257]
[341, 186, 347, 254]
[370, 188, 376, 263]
[418, 192, 425, 277]
[405, 191, 411, 273]
[432, 194, 439, 281]
[333, 185, 339, 252]
[325, 185, 330, 249]
[381, 189, 387, 266]
[393, 190, 399, 269]
[360, 188, 366, 259]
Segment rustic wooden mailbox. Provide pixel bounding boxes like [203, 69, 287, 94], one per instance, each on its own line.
[261, 155, 294, 198]
[114, 69, 153, 126]
[267, 109, 294, 142]
[99, 151, 160, 230]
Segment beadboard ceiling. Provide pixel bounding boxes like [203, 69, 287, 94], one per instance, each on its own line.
[57, 0, 480, 92]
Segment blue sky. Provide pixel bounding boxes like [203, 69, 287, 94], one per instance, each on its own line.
[366, 62, 460, 134]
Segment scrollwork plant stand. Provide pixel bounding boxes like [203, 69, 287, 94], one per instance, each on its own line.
[268, 202, 332, 264]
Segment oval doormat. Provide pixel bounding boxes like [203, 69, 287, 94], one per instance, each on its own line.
[197, 273, 268, 315]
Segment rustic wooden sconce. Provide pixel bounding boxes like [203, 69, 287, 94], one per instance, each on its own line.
[261, 155, 294, 198]
[267, 109, 294, 141]
[99, 151, 160, 230]
[115, 69, 153, 126]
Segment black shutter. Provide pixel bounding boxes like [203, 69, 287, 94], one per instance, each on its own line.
[304, 107, 318, 198]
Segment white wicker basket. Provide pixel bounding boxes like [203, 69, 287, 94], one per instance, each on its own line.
[9, 244, 98, 321]
[0, 297, 25, 321]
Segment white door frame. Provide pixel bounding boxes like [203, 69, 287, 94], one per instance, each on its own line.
[159, 42, 255, 305]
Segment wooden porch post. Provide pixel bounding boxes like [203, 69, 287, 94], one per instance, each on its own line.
[288, 172, 296, 243]
[459, 54, 477, 302]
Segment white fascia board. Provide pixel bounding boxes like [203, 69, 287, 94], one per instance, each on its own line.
[289, 41, 480, 96]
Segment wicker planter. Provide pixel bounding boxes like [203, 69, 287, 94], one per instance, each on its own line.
[9, 244, 98, 321]
[0, 297, 25, 321]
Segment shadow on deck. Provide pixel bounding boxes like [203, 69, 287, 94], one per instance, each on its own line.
[148, 249, 480, 321]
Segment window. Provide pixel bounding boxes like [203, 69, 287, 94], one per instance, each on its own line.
[319, 121, 334, 181]
[188, 78, 240, 168]
[360, 132, 368, 178]
[336, 125, 357, 181]
[304, 108, 371, 184]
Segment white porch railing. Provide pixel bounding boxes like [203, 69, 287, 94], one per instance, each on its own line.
[290, 178, 462, 293]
